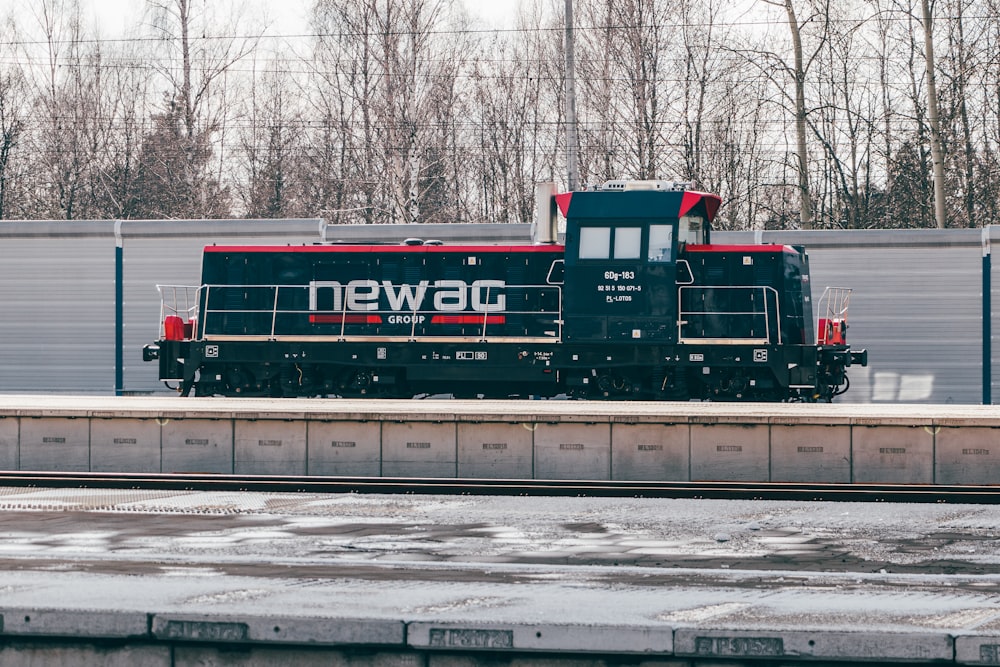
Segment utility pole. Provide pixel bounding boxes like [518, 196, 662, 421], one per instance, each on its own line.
[921, 0, 946, 228]
[564, 0, 580, 191]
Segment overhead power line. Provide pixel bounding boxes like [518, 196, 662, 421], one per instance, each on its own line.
[3, 10, 1000, 49]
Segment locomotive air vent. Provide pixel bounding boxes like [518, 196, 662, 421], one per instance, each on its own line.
[424, 239, 443, 245]
[598, 180, 693, 192]
[402, 238, 424, 246]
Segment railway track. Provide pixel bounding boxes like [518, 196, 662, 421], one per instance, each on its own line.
[1, 471, 999, 503]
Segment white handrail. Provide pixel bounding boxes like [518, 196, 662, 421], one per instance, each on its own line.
[165, 282, 562, 343]
[677, 285, 781, 343]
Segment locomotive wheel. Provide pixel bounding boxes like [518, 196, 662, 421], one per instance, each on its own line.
[336, 368, 408, 398]
[662, 369, 689, 401]
[278, 363, 322, 398]
[193, 380, 223, 397]
[339, 369, 372, 396]
[188, 366, 220, 396]
[225, 365, 256, 395]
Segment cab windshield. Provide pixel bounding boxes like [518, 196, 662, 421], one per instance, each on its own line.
[678, 215, 706, 245]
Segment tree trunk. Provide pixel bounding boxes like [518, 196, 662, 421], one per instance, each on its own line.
[920, 0, 946, 228]
[783, 0, 814, 229]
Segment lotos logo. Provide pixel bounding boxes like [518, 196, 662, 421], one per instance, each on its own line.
[308, 280, 505, 314]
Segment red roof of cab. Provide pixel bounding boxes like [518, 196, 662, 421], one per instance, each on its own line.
[554, 190, 722, 221]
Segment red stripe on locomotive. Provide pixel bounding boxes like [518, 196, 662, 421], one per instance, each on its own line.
[431, 315, 507, 325]
[685, 244, 799, 254]
[309, 314, 384, 324]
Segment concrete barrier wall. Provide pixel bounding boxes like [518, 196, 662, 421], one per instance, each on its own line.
[90, 418, 163, 473]
[235, 420, 308, 475]
[534, 423, 611, 480]
[3, 411, 1000, 484]
[935, 424, 1000, 485]
[770, 424, 852, 482]
[19, 418, 91, 472]
[160, 419, 233, 474]
[457, 422, 533, 478]
[610, 423, 688, 481]
[689, 419, 770, 482]
[0, 612, 978, 667]
[0, 417, 19, 470]
[307, 421, 382, 476]
[852, 423, 935, 484]
[382, 422, 457, 477]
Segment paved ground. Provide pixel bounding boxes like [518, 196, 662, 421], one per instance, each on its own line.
[2, 487, 1000, 584]
[5, 484, 1000, 667]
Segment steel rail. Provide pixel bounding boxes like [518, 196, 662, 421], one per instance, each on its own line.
[0, 471, 998, 503]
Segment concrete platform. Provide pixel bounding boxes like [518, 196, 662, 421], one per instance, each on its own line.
[0, 487, 999, 664]
[3, 395, 1000, 484]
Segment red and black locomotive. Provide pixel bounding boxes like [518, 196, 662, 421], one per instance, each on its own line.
[143, 180, 866, 400]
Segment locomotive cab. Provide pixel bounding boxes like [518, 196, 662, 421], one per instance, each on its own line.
[557, 180, 720, 343]
[552, 179, 865, 400]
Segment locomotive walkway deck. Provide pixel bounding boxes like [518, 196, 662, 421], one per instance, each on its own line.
[1, 486, 1000, 665]
[1, 394, 999, 484]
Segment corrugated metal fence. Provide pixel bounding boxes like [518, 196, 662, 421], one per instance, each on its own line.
[0, 219, 993, 403]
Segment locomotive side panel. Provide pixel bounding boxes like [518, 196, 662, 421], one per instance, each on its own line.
[681, 245, 814, 345]
[198, 245, 564, 342]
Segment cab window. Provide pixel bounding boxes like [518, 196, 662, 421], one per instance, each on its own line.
[579, 227, 611, 259]
[648, 225, 673, 262]
[614, 227, 641, 259]
[678, 215, 705, 245]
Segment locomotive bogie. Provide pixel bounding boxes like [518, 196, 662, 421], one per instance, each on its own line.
[167, 338, 840, 401]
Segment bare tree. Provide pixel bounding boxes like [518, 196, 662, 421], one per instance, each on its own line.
[576, 0, 621, 184]
[305, 0, 374, 223]
[131, 97, 231, 218]
[309, 0, 473, 225]
[0, 14, 28, 219]
[576, 0, 672, 181]
[141, 0, 261, 217]
[809, 5, 883, 229]
[91, 37, 154, 219]
[754, 0, 832, 229]
[470, 31, 548, 223]
[938, 0, 982, 228]
[21, 0, 102, 219]
[236, 58, 304, 218]
[678, 0, 714, 184]
[897, 2, 935, 228]
[710, 74, 779, 230]
[980, 0, 1000, 225]
[8, 0, 1000, 231]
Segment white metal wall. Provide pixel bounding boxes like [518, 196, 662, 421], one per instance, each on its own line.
[0, 220, 991, 403]
[0, 223, 116, 392]
[717, 228, 984, 405]
[122, 220, 325, 393]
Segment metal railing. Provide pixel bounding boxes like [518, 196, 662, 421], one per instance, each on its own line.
[677, 285, 781, 344]
[155, 285, 202, 338]
[816, 286, 852, 345]
[156, 283, 562, 342]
